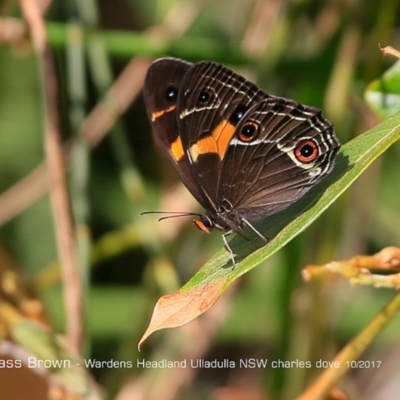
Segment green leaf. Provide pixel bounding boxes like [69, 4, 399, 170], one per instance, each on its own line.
[140, 111, 400, 346]
[365, 59, 400, 119]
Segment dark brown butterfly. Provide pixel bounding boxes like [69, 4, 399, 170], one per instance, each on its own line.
[143, 58, 340, 264]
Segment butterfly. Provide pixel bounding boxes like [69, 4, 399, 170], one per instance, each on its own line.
[143, 58, 340, 265]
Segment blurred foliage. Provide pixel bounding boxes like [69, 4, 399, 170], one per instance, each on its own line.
[365, 58, 400, 119]
[1, 0, 400, 399]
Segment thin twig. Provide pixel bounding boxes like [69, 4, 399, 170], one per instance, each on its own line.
[0, 164, 49, 226]
[20, 0, 83, 355]
[296, 291, 400, 400]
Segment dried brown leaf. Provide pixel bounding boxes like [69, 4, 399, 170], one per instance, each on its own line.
[138, 279, 226, 349]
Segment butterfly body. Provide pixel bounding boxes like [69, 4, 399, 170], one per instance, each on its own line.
[143, 58, 340, 263]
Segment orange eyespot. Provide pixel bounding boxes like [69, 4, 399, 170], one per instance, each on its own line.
[294, 139, 319, 163]
[238, 121, 259, 142]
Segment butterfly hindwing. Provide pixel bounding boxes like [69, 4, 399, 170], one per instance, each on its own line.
[218, 97, 339, 220]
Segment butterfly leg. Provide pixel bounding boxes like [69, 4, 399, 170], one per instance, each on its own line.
[241, 218, 269, 243]
[222, 230, 236, 267]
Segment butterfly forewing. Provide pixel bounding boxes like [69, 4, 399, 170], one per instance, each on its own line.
[144, 58, 209, 205]
[177, 61, 268, 209]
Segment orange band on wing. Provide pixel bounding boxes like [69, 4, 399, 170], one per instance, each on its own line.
[170, 136, 185, 162]
[189, 136, 217, 161]
[212, 119, 236, 158]
[189, 119, 235, 161]
[151, 105, 176, 121]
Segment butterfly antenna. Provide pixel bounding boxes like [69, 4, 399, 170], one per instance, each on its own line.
[140, 210, 203, 222]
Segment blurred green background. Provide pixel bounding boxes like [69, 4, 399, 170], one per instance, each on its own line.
[1, 0, 400, 399]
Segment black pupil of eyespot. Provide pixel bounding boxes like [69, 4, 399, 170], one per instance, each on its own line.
[229, 104, 248, 125]
[198, 91, 210, 103]
[241, 124, 256, 138]
[300, 144, 314, 157]
[166, 87, 178, 102]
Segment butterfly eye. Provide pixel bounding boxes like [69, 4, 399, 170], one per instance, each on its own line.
[198, 90, 211, 103]
[294, 139, 319, 163]
[165, 87, 178, 102]
[239, 121, 260, 142]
